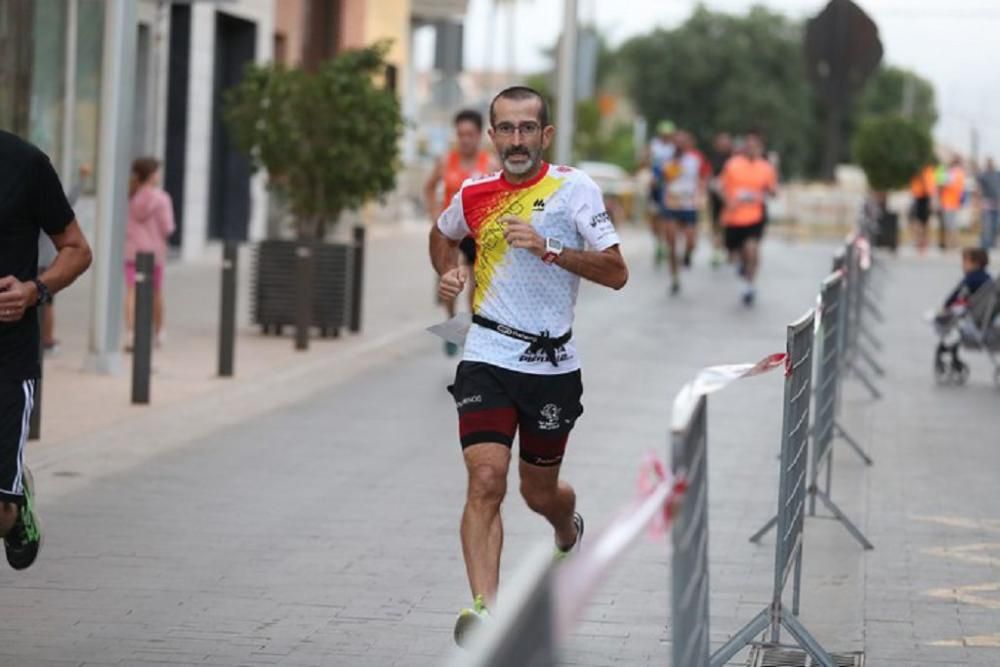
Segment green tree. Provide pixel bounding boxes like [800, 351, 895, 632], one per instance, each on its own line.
[856, 65, 937, 130]
[224, 42, 403, 240]
[852, 114, 933, 191]
[618, 6, 817, 176]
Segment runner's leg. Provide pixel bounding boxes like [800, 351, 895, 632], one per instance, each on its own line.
[460, 443, 510, 604]
[664, 219, 680, 292]
[0, 503, 15, 537]
[683, 217, 697, 266]
[519, 461, 578, 549]
[743, 237, 760, 283]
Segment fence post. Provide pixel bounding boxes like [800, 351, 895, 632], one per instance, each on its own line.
[294, 243, 312, 351]
[218, 241, 238, 377]
[671, 394, 711, 667]
[349, 225, 365, 333]
[131, 252, 154, 404]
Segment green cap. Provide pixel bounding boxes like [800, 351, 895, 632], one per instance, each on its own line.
[657, 120, 676, 135]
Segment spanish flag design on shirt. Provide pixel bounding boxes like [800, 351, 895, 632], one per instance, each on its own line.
[437, 162, 620, 375]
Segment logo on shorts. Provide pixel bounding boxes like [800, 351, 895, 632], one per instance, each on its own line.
[539, 403, 562, 431]
[456, 394, 483, 409]
[532, 198, 546, 212]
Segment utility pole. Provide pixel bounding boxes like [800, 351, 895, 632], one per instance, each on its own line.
[87, 0, 137, 374]
[554, 0, 577, 166]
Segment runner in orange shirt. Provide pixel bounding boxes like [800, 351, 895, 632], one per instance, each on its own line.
[720, 131, 777, 306]
[908, 163, 937, 254]
[425, 109, 499, 355]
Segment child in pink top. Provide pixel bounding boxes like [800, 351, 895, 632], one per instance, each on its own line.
[125, 158, 175, 349]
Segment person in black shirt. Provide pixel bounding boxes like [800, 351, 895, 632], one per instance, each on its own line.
[0, 130, 92, 570]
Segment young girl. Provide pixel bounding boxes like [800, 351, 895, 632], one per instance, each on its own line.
[124, 158, 175, 350]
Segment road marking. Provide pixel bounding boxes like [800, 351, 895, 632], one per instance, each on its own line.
[911, 515, 1000, 533]
[931, 633, 1000, 648]
[925, 582, 1000, 610]
[923, 542, 1000, 568]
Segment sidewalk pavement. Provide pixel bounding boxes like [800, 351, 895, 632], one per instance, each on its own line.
[3, 224, 998, 666]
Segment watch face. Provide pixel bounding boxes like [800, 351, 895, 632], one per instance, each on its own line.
[547, 238, 563, 253]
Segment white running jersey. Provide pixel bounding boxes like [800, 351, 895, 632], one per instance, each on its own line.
[437, 162, 620, 375]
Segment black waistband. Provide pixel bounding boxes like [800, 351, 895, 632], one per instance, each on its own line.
[472, 314, 572, 367]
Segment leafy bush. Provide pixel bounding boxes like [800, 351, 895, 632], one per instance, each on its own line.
[851, 114, 932, 191]
[224, 42, 403, 239]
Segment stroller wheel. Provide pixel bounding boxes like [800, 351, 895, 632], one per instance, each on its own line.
[934, 359, 950, 385]
[952, 361, 970, 386]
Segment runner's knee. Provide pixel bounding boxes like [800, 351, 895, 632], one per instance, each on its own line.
[519, 481, 558, 514]
[467, 464, 506, 505]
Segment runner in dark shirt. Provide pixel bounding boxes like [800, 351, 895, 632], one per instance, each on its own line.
[0, 130, 92, 570]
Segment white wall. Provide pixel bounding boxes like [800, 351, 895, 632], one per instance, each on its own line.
[181, 0, 273, 261]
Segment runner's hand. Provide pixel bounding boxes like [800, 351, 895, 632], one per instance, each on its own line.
[0, 276, 36, 322]
[501, 216, 545, 257]
[438, 267, 468, 302]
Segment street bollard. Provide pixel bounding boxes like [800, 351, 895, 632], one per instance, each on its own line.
[131, 252, 155, 404]
[218, 241, 238, 377]
[28, 307, 42, 440]
[349, 225, 365, 333]
[294, 243, 313, 351]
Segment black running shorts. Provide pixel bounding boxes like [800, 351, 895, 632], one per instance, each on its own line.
[448, 361, 584, 467]
[724, 221, 766, 252]
[0, 379, 34, 504]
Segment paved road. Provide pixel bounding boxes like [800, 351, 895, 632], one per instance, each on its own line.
[2, 228, 998, 666]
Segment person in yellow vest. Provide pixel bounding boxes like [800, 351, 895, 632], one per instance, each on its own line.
[938, 157, 966, 251]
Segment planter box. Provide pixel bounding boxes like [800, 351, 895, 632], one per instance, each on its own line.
[252, 239, 353, 337]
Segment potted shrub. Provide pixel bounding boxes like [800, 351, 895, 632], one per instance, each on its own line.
[224, 42, 402, 345]
[851, 114, 933, 250]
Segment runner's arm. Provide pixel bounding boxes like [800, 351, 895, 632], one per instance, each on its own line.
[553, 245, 628, 290]
[430, 226, 460, 276]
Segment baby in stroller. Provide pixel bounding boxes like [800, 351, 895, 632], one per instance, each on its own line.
[933, 248, 1000, 386]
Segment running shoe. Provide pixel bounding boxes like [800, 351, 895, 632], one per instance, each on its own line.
[683, 250, 692, 268]
[742, 287, 756, 307]
[554, 512, 585, 562]
[711, 249, 724, 269]
[5, 467, 41, 571]
[454, 594, 490, 647]
[444, 341, 459, 357]
[670, 279, 681, 296]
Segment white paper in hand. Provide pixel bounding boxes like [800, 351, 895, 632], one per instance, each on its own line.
[427, 312, 472, 345]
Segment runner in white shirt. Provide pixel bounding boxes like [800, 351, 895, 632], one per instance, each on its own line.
[429, 86, 629, 645]
[661, 131, 705, 294]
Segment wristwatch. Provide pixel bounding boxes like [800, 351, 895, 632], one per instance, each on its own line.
[542, 237, 564, 265]
[32, 279, 52, 306]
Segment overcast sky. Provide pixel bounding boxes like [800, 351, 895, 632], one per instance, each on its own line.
[415, 0, 1000, 160]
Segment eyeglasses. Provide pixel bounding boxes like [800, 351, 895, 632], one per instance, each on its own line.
[493, 122, 542, 137]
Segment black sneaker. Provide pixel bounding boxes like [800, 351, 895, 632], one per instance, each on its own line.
[5, 467, 41, 570]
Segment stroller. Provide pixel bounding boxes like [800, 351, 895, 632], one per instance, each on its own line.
[933, 277, 1000, 387]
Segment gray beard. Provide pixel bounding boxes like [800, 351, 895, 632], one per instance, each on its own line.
[503, 152, 537, 175]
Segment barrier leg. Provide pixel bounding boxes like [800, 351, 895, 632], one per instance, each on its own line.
[792, 551, 803, 617]
[862, 293, 885, 323]
[848, 360, 881, 399]
[781, 610, 838, 667]
[860, 323, 883, 352]
[815, 490, 874, 550]
[858, 342, 885, 377]
[834, 421, 873, 466]
[749, 514, 778, 543]
[709, 608, 769, 667]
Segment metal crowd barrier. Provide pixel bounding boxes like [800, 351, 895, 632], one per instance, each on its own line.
[842, 237, 885, 401]
[671, 393, 711, 667]
[808, 272, 874, 549]
[714, 310, 839, 667]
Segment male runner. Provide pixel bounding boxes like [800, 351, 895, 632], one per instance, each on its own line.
[424, 109, 499, 356]
[720, 130, 776, 306]
[429, 86, 628, 645]
[0, 130, 92, 569]
[647, 120, 676, 266]
[660, 131, 704, 294]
